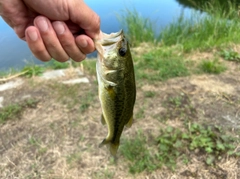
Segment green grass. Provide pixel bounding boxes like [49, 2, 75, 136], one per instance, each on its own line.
[220, 49, 240, 62]
[3, 2, 238, 79]
[120, 123, 239, 174]
[159, 11, 240, 52]
[92, 168, 114, 179]
[45, 60, 70, 69]
[50, 83, 79, 109]
[120, 132, 158, 174]
[163, 93, 197, 121]
[199, 59, 226, 74]
[81, 59, 96, 75]
[66, 152, 82, 167]
[79, 90, 95, 112]
[0, 104, 22, 123]
[1, 59, 79, 79]
[28, 136, 41, 146]
[156, 126, 188, 170]
[121, 92, 239, 173]
[135, 107, 145, 119]
[21, 64, 45, 77]
[133, 47, 226, 80]
[49, 82, 96, 112]
[118, 8, 156, 46]
[120, 2, 240, 52]
[0, 63, 45, 79]
[158, 123, 238, 166]
[0, 68, 20, 78]
[144, 91, 156, 98]
[134, 49, 189, 81]
[0, 98, 39, 123]
[198, 0, 238, 20]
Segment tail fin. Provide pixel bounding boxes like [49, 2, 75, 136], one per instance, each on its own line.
[99, 139, 119, 156]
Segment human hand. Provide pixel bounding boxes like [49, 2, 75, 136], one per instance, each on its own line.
[0, 0, 100, 62]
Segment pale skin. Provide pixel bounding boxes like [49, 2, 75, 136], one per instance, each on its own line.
[0, 0, 100, 62]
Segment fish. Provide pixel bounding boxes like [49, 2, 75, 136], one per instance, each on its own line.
[94, 30, 136, 156]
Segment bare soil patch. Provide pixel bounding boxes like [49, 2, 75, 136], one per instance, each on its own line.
[0, 61, 239, 178]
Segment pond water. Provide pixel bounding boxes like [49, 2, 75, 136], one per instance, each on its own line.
[0, 0, 193, 71]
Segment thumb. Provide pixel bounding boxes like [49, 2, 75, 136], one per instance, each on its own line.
[69, 1, 100, 39]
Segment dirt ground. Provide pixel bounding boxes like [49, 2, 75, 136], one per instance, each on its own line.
[0, 57, 240, 179]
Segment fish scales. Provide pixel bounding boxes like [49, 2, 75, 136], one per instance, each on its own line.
[94, 30, 136, 156]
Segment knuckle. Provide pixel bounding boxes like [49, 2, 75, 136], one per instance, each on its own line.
[53, 54, 69, 62]
[61, 41, 73, 49]
[32, 46, 46, 55]
[34, 53, 51, 62]
[72, 54, 86, 62]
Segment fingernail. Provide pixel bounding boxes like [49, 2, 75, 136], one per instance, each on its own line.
[53, 21, 65, 35]
[27, 30, 38, 41]
[80, 39, 88, 48]
[36, 17, 48, 32]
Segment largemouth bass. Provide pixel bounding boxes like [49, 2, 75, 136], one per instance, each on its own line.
[95, 30, 136, 156]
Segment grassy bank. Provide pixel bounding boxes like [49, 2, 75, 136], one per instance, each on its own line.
[120, 2, 240, 52]
[2, 1, 240, 78]
[0, 59, 95, 79]
[116, 3, 240, 174]
[1, 2, 240, 178]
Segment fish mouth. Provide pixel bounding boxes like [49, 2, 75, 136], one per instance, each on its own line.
[95, 30, 124, 60]
[100, 30, 124, 46]
[95, 30, 123, 46]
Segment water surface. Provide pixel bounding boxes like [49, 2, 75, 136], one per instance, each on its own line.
[0, 0, 190, 71]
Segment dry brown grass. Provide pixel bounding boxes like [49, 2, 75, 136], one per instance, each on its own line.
[0, 52, 240, 178]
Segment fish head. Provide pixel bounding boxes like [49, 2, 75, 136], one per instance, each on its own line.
[95, 30, 131, 70]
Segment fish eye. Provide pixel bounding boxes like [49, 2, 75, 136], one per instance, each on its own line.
[118, 47, 127, 57]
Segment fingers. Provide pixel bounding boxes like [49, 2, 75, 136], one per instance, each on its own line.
[25, 26, 52, 61]
[75, 34, 95, 54]
[26, 16, 69, 62]
[25, 16, 94, 62]
[52, 21, 95, 60]
[34, 16, 69, 62]
[52, 21, 86, 62]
